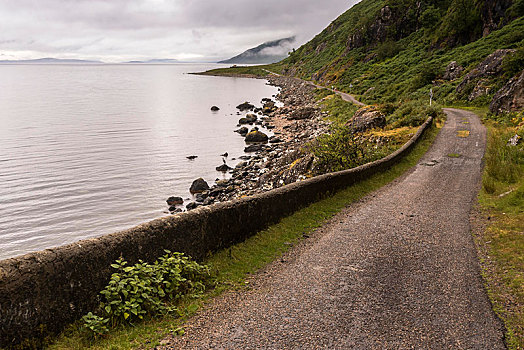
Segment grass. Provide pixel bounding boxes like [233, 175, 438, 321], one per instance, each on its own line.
[476, 121, 524, 349]
[318, 94, 359, 125]
[48, 121, 440, 350]
[198, 65, 270, 78]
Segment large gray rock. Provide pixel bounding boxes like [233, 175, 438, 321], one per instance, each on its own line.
[490, 70, 524, 115]
[345, 106, 386, 132]
[189, 178, 210, 194]
[245, 130, 269, 143]
[457, 49, 515, 93]
[288, 106, 317, 120]
[468, 79, 491, 101]
[443, 61, 464, 81]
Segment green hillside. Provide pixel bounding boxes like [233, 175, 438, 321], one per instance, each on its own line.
[270, 0, 524, 108]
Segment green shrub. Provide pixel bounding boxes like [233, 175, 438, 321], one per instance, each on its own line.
[388, 100, 442, 128]
[502, 46, 524, 78]
[82, 251, 211, 337]
[376, 40, 403, 60]
[311, 126, 391, 173]
[81, 313, 109, 339]
[411, 63, 442, 90]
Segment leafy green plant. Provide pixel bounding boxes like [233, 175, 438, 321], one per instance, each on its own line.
[81, 313, 109, 339]
[81, 251, 211, 337]
[387, 100, 442, 128]
[311, 126, 392, 173]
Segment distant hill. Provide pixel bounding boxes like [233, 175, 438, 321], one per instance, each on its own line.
[219, 37, 296, 64]
[123, 59, 178, 64]
[0, 58, 103, 64]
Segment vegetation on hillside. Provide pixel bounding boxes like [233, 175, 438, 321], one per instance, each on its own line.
[270, 0, 523, 108]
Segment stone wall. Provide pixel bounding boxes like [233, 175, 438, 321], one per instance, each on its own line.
[0, 117, 433, 347]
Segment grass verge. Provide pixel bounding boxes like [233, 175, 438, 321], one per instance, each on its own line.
[475, 119, 524, 349]
[48, 122, 439, 350]
[197, 65, 270, 78]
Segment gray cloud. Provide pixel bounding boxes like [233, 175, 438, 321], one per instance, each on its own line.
[0, 0, 359, 62]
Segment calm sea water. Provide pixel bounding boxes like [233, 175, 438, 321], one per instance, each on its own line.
[0, 63, 279, 260]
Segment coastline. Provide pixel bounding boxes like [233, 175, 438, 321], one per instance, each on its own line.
[176, 73, 332, 210]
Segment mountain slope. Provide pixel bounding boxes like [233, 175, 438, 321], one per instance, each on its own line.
[269, 0, 523, 110]
[219, 37, 296, 64]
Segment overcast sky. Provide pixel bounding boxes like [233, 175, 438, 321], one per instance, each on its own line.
[0, 0, 359, 62]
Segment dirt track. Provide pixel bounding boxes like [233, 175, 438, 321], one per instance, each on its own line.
[159, 108, 505, 349]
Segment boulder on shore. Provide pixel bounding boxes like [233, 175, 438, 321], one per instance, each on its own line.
[235, 126, 249, 136]
[288, 106, 317, 120]
[245, 130, 269, 143]
[216, 164, 232, 172]
[186, 202, 201, 210]
[211, 106, 220, 111]
[189, 178, 210, 194]
[236, 101, 255, 111]
[238, 114, 257, 124]
[346, 106, 386, 132]
[166, 196, 183, 206]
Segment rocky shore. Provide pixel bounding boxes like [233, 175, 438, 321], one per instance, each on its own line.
[166, 74, 332, 213]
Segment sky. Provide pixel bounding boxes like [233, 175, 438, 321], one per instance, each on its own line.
[0, 0, 359, 62]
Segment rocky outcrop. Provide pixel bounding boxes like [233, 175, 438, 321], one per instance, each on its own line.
[346, 106, 386, 132]
[457, 49, 515, 93]
[443, 61, 464, 81]
[490, 70, 524, 114]
[468, 79, 491, 101]
[346, 6, 395, 51]
[189, 178, 209, 194]
[478, 0, 513, 36]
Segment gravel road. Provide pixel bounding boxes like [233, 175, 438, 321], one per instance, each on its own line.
[158, 108, 505, 349]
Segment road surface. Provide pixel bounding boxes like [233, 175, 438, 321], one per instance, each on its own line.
[159, 108, 505, 349]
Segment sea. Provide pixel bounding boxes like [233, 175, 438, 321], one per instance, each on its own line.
[0, 63, 279, 260]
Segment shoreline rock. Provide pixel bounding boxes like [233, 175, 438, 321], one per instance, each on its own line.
[170, 73, 331, 212]
[189, 178, 210, 194]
